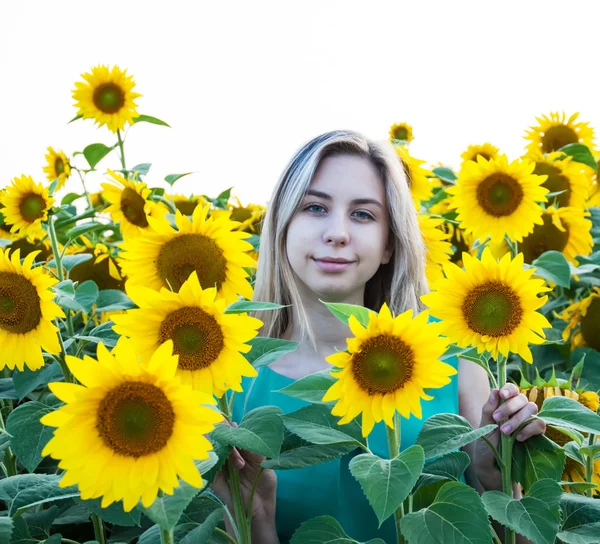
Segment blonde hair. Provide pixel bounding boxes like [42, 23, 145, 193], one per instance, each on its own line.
[253, 130, 428, 343]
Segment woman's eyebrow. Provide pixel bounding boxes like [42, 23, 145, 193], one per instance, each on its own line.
[305, 190, 383, 209]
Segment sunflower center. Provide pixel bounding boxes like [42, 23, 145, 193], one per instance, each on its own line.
[159, 306, 224, 371]
[54, 158, 65, 175]
[93, 83, 126, 114]
[401, 160, 412, 186]
[462, 281, 523, 337]
[393, 127, 409, 140]
[520, 214, 569, 264]
[541, 125, 579, 154]
[120, 187, 149, 228]
[534, 162, 571, 207]
[351, 334, 414, 395]
[476, 173, 524, 217]
[174, 200, 199, 216]
[580, 297, 600, 351]
[0, 272, 42, 333]
[230, 208, 253, 224]
[156, 233, 227, 292]
[474, 153, 492, 161]
[70, 249, 124, 290]
[97, 381, 175, 458]
[19, 194, 47, 222]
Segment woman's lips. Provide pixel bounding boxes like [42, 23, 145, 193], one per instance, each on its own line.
[313, 258, 355, 272]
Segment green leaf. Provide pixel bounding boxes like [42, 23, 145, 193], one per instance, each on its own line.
[417, 451, 471, 488]
[75, 280, 99, 314]
[322, 301, 373, 328]
[133, 114, 171, 128]
[262, 440, 356, 470]
[0, 378, 19, 400]
[415, 413, 497, 460]
[559, 143, 598, 173]
[528, 250, 571, 288]
[559, 481, 598, 494]
[179, 508, 223, 544]
[350, 445, 424, 526]
[538, 396, 600, 434]
[48, 254, 93, 273]
[48, 178, 59, 196]
[164, 173, 192, 186]
[83, 143, 114, 169]
[0, 517, 12, 544]
[290, 515, 385, 544]
[95, 290, 135, 313]
[61, 193, 83, 206]
[244, 337, 298, 369]
[400, 481, 492, 544]
[212, 406, 284, 458]
[512, 434, 565, 491]
[527, 479, 563, 519]
[87, 320, 119, 348]
[557, 493, 600, 543]
[67, 222, 118, 241]
[131, 163, 152, 176]
[432, 166, 458, 184]
[78, 497, 141, 527]
[143, 485, 201, 532]
[6, 402, 55, 472]
[224, 300, 286, 314]
[277, 369, 336, 404]
[68, 113, 83, 124]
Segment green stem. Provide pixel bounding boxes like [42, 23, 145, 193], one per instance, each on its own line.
[117, 130, 126, 169]
[228, 463, 251, 544]
[219, 395, 232, 422]
[0, 408, 17, 476]
[155, 195, 177, 214]
[214, 527, 237, 544]
[54, 321, 74, 383]
[159, 527, 174, 544]
[74, 168, 93, 210]
[585, 433, 597, 499]
[386, 413, 405, 544]
[48, 216, 74, 338]
[91, 513, 106, 544]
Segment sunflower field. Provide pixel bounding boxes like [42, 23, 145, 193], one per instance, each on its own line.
[0, 65, 598, 544]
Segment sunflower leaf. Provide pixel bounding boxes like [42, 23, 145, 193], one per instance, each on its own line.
[6, 475, 80, 517]
[276, 369, 336, 404]
[415, 450, 471, 489]
[559, 481, 598, 493]
[512, 434, 565, 492]
[538, 396, 600, 434]
[133, 114, 171, 128]
[68, 113, 83, 124]
[262, 441, 356, 470]
[0, 517, 12, 544]
[528, 250, 571, 288]
[94, 290, 135, 313]
[321, 301, 373, 328]
[559, 143, 598, 173]
[74, 280, 99, 314]
[130, 163, 152, 176]
[164, 173, 193, 186]
[290, 515, 385, 544]
[78, 497, 142, 527]
[83, 143, 115, 170]
[179, 507, 223, 544]
[557, 493, 600, 544]
[48, 254, 93, 274]
[244, 337, 298, 369]
[12, 361, 63, 401]
[432, 166, 457, 184]
[224, 300, 286, 314]
[142, 484, 202, 532]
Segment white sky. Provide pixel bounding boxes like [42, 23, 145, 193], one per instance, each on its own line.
[2, 0, 600, 205]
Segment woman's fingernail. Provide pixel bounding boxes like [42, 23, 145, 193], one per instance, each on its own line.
[489, 391, 496, 402]
[501, 424, 512, 434]
[517, 433, 524, 441]
[493, 411, 502, 421]
[501, 389, 509, 399]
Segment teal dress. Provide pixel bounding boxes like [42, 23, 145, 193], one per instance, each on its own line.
[231, 356, 460, 543]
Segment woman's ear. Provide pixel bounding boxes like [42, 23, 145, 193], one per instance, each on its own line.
[381, 239, 393, 265]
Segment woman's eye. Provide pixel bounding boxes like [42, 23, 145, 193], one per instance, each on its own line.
[305, 203, 326, 214]
[353, 210, 374, 221]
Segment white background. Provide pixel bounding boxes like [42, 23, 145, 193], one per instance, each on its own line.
[2, 0, 599, 204]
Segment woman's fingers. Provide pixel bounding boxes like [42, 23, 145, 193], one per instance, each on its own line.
[515, 418, 546, 441]
[492, 392, 528, 425]
[498, 399, 539, 436]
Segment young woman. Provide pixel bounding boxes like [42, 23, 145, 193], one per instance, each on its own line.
[213, 130, 546, 543]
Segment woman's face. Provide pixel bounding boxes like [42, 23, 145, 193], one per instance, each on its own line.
[286, 154, 393, 302]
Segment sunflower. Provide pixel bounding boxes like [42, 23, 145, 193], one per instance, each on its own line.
[0, 175, 54, 239]
[212, 197, 266, 234]
[447, 155, 548, 243]
[525, 111, 597, 155]
[41, 339, 222, 512]
[112, 272, 261, 396]
[418, 214, 453, 288]
[6, 237, 54, 263]
[0, 248, 64, 371]
[43, 147, 71, 191]
[101, 170, 167, 239]
[90, 191, 108, 209]
[388, 122, 414, 143]
[421, 248, 551, 363]
[460, 143, 500, 169]
[322, 305, 454, 437]
[173, 194, 208, 216]
[119, 204, 255, 303]
[72, 65, 141, 133]
[520, 206, 592, 265]
[68, 236, 124, 290]
[440, 222, 476, 267]
[558, 288, 600, 351]
[395, 146, 433, 207]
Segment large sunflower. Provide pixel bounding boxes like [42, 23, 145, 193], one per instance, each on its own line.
[72, 65, 141, 133]
[394, 145, 433, 207]
[0, 248, 64, 371]
[112, 272, 261, 396]
[212, 197, 266, 234]
[119, 204, 255, 303]
[421, 248, 551, 363]
[447, 155, 548, 243]
[460, 143, 500, 170]
[520, 206, 593, 265]
[101, 170, 167, 239]
[41, 339, 222, 512]
[0, 175, 54, 239]
[389, 122, 414, 143]
[68, 236, 124, 290]
[43, 147, 71, 191]
[525, 111, 597, 155]
[558, 288, 600, 351]
[418, 214, 453, 288]
[322, 305, 455, 437]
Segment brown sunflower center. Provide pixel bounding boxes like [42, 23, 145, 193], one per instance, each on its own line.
[520, 214, 569, 264]
[351, 334, 414, 395]
[476, 174, 524, 217]
[120, 187, 149, 228]
[96, 381, 175, 458]
[462, 281, 523, 337]
[473, 152, 492, 162]
[0, 272, 42, 333]
[174, 199, 199, 216]
[54, 157, 65, 175]
[93, 83, 126, 114]
[19, 194, 47, 223]
[541, 124, 579, 154]
[159, 306, 224, 371]
[230, 208, 253, 224]
[534, 162, 571, 207]
[69, 249, 124, 290]
[580, 296, 600, 351]
[393, 127, 409, 140]
[156, 233, 227, 292]
[6, 239, 52, 263]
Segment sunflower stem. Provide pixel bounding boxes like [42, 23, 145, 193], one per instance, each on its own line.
[386, 413, 406, 543]
[116, 130, 127, 170]
[73, 168, 93, 210]
[91, 513, 106, 544]
[214, 527, 237, 544]
[585, 433, 597, 498]
[0, 409, 17, 476]
[228, 464, 251, 544]
[159, 527, 174, 544]
[54, 325, 74, 383]
[155, 195, 177, 214]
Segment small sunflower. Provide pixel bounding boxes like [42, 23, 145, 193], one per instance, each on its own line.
[43, 147, 71, 191]
[113, 272, 262, 396]
[447, 155, 548, 243]
[388, 122, 414, 143]
[421, 248, 551, 363]
[322, 305, 455, 437]
[418, 214, 453, 288]
[520, 206, 593, 265]
[173, 194, 209, 216]
[395, 146, 433, 207]
[0, 175, 54, 239]
[68, 236, 124, 290]
[440, 222, 476, 267]
[558, 288, 600, 351]
[0, 248, 64, 371]
[72, 65, 141, 133]
[101, 170, 167, 239]
[212, 197, 266, 234]
[6, 237, 54, 263]
[119, 204, 255, 303]
[460, 143, 500, 170]
[41, 339, 222, 512]
[525, 111, 597, 155]
[90, 191, 108, 209]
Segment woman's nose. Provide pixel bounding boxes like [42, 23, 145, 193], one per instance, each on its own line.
[323, 215, 350, 246]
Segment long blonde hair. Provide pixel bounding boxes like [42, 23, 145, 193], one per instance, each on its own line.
[253, 130, 428, 343]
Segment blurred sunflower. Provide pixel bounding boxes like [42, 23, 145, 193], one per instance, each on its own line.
[460, 143, 500, 169]
[119, 204, 255, 303]
[322, 305, 454, 437]
[41, 339, 222, 512]
[212, 197, 266, 234]
[447, 155, 548, 243]
[422, 248, 551, 363]
[5, 237, 54, 263]
[395, 146, 433, 207]
[388, 122, 414, 143]
[43, 147, 71, 191]
[525, 112, 596, 155]
[418, 214, 453, 288]
[72, 65, 141, 132]
[0, 175, 54, 239]
[440, 222, 476, 267]
[0, 248, 64, 371]
[113, 272, 262, 396]
[68, 236, 124, 291]
[90, 191, 108, 209]
[101, 170, 167, 239]
[173, 194, 208, 216]
[558, 288, 600, 351]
